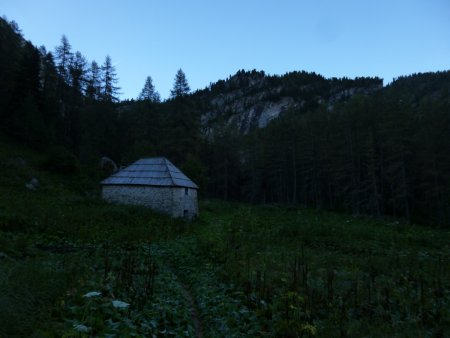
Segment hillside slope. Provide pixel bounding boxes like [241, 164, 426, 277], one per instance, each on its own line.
[193, 69, 382, 134]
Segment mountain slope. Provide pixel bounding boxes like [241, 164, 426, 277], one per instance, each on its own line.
[192, 69, 382, 134]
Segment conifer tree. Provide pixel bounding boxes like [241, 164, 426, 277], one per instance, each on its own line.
[138, 76, 160, 102]
[55, 35, 72, 84]
[86, 61, 102, 100]
[38, 47, 59, 123]
[69, 51, 87, 94]
[170, 68, 190, 98]
[101, 55, 120, 102]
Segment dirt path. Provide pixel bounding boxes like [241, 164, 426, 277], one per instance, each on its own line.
[167, 266, 203, 338]
[178, 281, 203, 338]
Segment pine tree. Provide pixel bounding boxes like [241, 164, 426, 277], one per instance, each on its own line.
[69, 51, 87, 94]
[38, 47, 59, 123]
[101, 55, 120, 102]
[0, 17, 23, 119]
[86, 60, 102, 100]
[170, 68, 190, 98]
[55, 35, 72, 84]
[138, 76, 160, 102]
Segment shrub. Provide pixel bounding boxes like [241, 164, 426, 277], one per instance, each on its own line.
[42, 147, 79, 175]
[0, 258, 75, 337]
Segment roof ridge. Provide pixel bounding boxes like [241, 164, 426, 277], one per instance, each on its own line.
[163, 158, 177, 186]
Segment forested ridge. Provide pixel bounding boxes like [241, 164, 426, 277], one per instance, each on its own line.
[1, 17, 449, 226]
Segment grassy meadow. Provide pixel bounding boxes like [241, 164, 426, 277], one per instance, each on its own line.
[0, 141, 449, 337]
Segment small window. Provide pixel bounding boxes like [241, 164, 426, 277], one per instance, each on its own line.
[183, 210, 188, 217]
[185, 188, 189, 195]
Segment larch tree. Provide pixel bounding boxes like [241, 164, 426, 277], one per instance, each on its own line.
[138, 76, 160, 102]
[38, 47, 59, 123]
[54, 35, 72, 84]
[170, 68, 190, 98]
[69, 51, 87, 94]
[85, 60, 102, 100]
[101, 55, 120, 102]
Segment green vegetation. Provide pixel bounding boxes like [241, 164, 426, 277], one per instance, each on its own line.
[1, 17, 450, 225]
[1, 143, 449, 337]
[1, 14, 450, 337]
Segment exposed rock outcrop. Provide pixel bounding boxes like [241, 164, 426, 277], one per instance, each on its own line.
[196, 70, 383, 136]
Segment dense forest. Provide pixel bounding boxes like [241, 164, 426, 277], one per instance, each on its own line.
[1, 17, 449, 226]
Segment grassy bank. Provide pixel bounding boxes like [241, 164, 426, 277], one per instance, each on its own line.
[0, 141, 449, 337]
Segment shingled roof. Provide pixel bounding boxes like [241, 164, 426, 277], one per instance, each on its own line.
[101, 157, 198, 189]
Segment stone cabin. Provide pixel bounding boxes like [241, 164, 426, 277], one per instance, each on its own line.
[101, 157, 198, 219]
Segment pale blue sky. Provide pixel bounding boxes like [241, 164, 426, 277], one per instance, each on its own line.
[3, 0, 450, 100]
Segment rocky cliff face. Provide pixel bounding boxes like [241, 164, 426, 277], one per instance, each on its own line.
[195, 70, 383, 136]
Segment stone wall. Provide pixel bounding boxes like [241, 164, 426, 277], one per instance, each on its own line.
[172, 187, 198, 219]
[102, 185, 198, 219]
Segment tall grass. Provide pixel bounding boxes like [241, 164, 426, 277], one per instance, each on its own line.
[184, 201, 450, 336]
[1, 138, 449, 336]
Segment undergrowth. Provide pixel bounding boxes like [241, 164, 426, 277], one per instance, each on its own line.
[0, 142, 449, 337]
